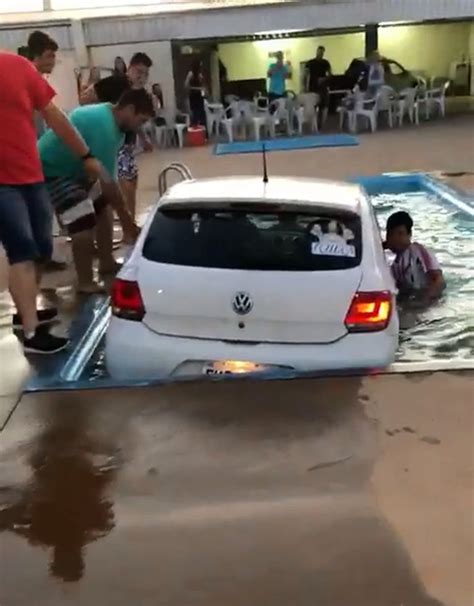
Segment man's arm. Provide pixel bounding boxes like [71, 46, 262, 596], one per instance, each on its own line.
[416, 244, 445, 299]
[425, 270, 445, 299]
[41, 102, 103, 179]
[184, 72, 192, 90]
[79, 84, 98, 105]
[285, 62, 292, 80]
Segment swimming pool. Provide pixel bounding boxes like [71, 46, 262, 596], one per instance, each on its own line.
[24, 173, 473, 391]
[372, 192, 473, 362]
[79, 190, 472, 383]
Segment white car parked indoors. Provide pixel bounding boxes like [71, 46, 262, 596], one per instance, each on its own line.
[106, 175, 399, 380]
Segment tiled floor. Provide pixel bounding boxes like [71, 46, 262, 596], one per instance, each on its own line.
[136, 110, 474, 214]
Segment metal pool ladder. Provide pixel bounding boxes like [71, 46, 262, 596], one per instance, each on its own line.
[158, 163, 193, 196]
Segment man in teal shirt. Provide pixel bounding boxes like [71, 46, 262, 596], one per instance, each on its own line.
[267, 51, 292, 102]
[38, 88, 154, 293]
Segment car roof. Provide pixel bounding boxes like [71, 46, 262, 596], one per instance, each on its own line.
[160, 176, 365, 213]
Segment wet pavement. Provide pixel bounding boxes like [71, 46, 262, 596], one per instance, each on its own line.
[0, 108, 473, 606]
[1, 371, 472, 605]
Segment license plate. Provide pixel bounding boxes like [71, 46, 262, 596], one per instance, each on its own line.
[203, 360, 267, 376]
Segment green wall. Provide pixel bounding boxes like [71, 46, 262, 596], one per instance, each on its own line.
[218, 21, 472, 91]
[218, 32, 365, 92]
[378, 22, 471, 78]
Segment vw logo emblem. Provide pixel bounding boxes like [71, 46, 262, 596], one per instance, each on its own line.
[232, 292, 253, 315]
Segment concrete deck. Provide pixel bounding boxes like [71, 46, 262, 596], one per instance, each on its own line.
[136, 111, 474, 212]
[0, 371, 473, 605]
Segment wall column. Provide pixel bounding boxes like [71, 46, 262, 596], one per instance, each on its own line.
[159, 41, 177, 114]
[70, 19, 88, 67]
[210, 48, 221, 102]
[365, 23, 379, 56]
[469, 22, 474, 95]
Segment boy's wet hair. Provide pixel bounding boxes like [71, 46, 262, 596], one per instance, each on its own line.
[117, 88, 155, 116]
[386, 211, 413, 235]
[27, 31, 58, 58]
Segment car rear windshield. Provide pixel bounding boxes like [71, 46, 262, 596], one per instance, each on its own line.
[142, 206, 362, 271]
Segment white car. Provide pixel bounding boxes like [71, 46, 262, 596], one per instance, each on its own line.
[106, 176, 399, 380]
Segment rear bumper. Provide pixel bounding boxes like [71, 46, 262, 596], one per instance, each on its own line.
[105, 317, 398, 381]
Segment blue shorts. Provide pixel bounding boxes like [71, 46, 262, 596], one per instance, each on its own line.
[0, 183, 53, 264]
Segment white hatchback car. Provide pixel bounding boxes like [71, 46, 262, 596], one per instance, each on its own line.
[106, 176, 399, 380]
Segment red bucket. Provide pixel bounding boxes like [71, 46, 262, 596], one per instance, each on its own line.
[186, 126, 206, 147]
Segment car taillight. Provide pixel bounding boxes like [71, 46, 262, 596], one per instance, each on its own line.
[345, 291, 392, 333]
[111, 279, 145, 321]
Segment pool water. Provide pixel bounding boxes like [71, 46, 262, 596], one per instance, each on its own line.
[84, 192, 473, 381]
[371, 192, 473, 362]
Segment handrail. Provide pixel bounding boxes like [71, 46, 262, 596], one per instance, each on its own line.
[158, 162, 193, 197]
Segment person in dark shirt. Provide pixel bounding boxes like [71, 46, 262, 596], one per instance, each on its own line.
[185, 60, 207, 129]
[305, 46, 332, 126]
[113, 56, 127, 77]
[94, 74, 131, 104]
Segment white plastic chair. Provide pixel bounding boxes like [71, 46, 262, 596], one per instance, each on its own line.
[253, 114, 271, 141]
[337, 95, 354, 132]
[222, 109, 234, 142]
[175, 122, 187, 148]
[349, 91, 377, 133]
[154, 111, 171, 148]
[251, 96, 270, 141]
[204, 101, 225, 139]
[294, 93, 319, 135]
[230, 100, 255, 140]
[376, 86, 396, 127]
[414, 86, 431, 120]
[268, 97, 292, 137]
[347, 87, 395, 133]
[395, 87, 419, 126]
[159, 110, 190, 148]
[426, 81, 449, 118]
[155, 124, 167, 148]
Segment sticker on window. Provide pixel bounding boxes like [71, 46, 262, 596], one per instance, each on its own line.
[311, 240, 356, 258]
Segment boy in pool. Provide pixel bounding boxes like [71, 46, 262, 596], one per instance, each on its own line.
[385, 211, 445, 303]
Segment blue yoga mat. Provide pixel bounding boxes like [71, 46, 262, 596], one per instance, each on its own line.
[214, 135, 359, 156]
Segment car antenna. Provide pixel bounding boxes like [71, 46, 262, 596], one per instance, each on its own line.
[262, 142, 269, 184]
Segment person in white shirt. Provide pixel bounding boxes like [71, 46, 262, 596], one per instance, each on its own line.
[385, 211, 445, 304]
[366, 50, 385, 97]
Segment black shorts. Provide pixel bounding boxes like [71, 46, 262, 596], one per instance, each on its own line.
[45, 177, 107, 236]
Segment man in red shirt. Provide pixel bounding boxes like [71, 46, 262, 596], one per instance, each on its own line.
[0, 52, 102, 354]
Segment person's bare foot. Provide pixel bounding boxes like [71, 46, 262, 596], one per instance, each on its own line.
[77, 281, 107, 295]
